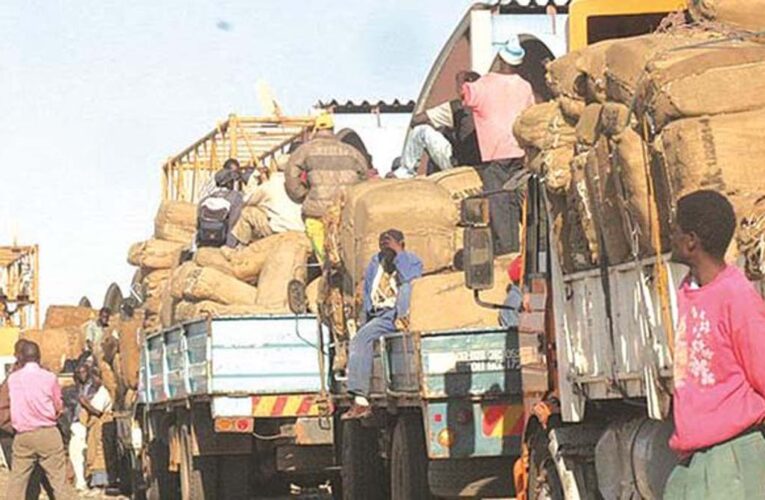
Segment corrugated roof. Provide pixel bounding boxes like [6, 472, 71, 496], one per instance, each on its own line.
[316, 99, 415, 114]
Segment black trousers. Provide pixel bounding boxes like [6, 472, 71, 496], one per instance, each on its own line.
[475, 158, 524, 255]
[103, 420, 120, 486]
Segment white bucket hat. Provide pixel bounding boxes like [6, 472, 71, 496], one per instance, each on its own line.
[498, 35, 526, 66]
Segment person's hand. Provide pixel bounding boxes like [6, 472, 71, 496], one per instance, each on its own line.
[380, 236, 403, 255]
[78, 395, 88, 406]
[381, 247, 397, 274]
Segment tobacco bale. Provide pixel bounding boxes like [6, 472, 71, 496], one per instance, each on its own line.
[43, 306, 95, 330]
[254, 233, 312, 312]
[575, 103, 603, 147]
[514, 101, 576, 151]
[154, 201, 197, 243]
[182, 267, 258, 305]
[127, 239, 184, 270]
[426, 167, 484, 211]
[689, 0, 765, 31]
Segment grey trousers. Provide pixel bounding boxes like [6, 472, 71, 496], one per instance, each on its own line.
[347, 308, 397, 397]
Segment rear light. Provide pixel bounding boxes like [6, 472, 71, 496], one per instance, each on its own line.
[437, 428, 455, 448]
[433, 413, 443, 423]
[214, 417, 253, 433]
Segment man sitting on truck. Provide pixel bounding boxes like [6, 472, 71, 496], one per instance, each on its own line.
[664, 190, 765, 499]
[342, 230, 423, 420]
[81, 307, 118, 364]
[285, 112, 368, 263]
[395, 70, 482, 178]
[462, 35, 535, 255]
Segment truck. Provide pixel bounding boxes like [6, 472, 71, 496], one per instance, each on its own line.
[115, 115, 343, 499]
[327, 1, 689, 498]
[455, 1, 765, 499]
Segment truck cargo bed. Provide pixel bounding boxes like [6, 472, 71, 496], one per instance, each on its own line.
[140, 314, 325, 405]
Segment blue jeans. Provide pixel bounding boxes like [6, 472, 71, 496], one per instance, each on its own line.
[347, 308, 397, 397]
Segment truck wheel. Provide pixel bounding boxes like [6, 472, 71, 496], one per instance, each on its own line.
[218, 455, 252, 500]
[103, 282, 124, 312]
[428, 457, 516, 498]
[179, 425, 217, 500]
[341, 420, 386, 500]
[390, 414, 431, 500]
[146, 439, 179, 500]
[528, 433, 563, 500]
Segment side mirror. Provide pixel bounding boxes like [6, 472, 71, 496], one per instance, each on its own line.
[464, 227, 494, 291]
[461, 198, 490, 226]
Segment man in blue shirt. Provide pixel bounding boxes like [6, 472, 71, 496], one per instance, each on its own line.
[342, 230, 423, 420]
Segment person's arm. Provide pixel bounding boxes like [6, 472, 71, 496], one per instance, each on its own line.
[730, 290, 765, 396]
[394, 252, 423, 283]
[422, 101, 455, 129]
[362, 257, 378, 317]
[52, 378, 63, 416]
[461, 80, 483, 111]
[284, 147, 309, 204]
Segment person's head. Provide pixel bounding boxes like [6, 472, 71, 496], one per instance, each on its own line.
[19, 340, 40, 366]
[75, 363, 90, 385]
[222, 158, 241, 175]
[496, 35, 525, 74]
[314, 112, 335, 135]
[98, 307, 111, 326]
[337, 128, 373, 168]
[214, 168, 238, 190]
[13, 339, 28, 359]
[379, 229, 405, 251]
[455, 70, 480, 95]
[90, 366, 103, 388]
[671, 190, 736, 266]
[508, 257, 523, 284]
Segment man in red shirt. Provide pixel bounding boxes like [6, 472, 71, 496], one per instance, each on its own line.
[665, 190, 765, 498]
[462, 35, 535, 255]
[6, 341, 71, 499]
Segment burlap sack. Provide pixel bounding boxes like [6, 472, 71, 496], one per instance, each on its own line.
[558, 96, 586, 122]
[514, 101, 576, 151]
[170, 261, 200, 300]
[408, 256, 515, 333]
[140, 269, 172, 295]
[143, 295, 161, 315]
[605, 31, 722, 105]
[575, 103, 603, 147]
[127, 239, 184, 270]
[154, 201, 197, 243]
[43, 306, 95, 330]
[661, 109, 765, 218]
[546, 49, 585, 99]
[20, 327, 83, 373]
[175, 300, 267, 322]
[569, 153, 599, 262]
[159, 282, 176, 328]
[426, 167, 484, 211]
[600, 102, 632, 137]
[194, 232, 302, 284]
[115, 311, 144, 390]
[305, 277, 321, 314]
[339, 180, 458, 284]
[182, 266, 259, 305]
[254, 233, 312, 312]
[576, 38, 621, 103]
[637, 43, 765, 130]
[528, 146, 575, 194]
[689, 0, 765, 31]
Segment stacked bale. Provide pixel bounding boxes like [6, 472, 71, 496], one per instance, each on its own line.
[127, 201, 195, 330]
[514, 14, 765, 274]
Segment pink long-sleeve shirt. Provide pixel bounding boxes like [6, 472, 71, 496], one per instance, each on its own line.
[462, 73, 535, 162]
[8, 362, 62, 433]
[670, 265, 765, 454]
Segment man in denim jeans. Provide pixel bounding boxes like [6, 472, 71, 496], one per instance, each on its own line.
[342, 229, 423, 420]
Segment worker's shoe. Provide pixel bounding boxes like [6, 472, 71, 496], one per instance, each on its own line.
[287, 279, 307, 314]
[340, 403, 372, 420]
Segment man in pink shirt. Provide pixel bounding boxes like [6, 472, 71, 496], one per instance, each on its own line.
[462, 35, 535, 255]
[6, 341, 71, 500]
[664, 190, 765, 499]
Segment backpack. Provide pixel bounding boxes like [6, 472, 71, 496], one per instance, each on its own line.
[196, 193, 233, 247]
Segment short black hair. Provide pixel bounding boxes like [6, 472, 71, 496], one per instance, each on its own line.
[20, 340, 40, 364]
[222, 158, 240, 171]
[676, 190, 736, 259]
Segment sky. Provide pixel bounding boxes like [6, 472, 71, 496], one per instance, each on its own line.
[0, 0, 475, 313]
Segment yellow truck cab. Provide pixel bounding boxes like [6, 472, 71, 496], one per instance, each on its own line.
[0, 245, 39, 377]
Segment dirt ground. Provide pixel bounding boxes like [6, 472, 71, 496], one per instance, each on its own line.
[0, 466, 333, 499]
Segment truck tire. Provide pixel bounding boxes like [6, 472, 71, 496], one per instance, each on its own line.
[103, 282, 124, 312]
[390, 414, 431, 500]
[528, 433, 563, 500]
[428, 457, 516, 498]
[218, 455, 252, 500]
[146, 439, 179, 500]
[179, 425, 217, 500]
[341, 420, 386, 500]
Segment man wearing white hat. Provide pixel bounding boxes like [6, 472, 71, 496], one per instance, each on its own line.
[462, 35, 535, 255]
